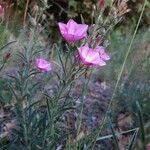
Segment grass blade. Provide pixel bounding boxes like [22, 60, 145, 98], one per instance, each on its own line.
[127, 128, 139, 150]
[109, 117, 120, 150]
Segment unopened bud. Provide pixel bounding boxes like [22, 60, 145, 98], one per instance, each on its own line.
[4, 52, 11, 61]
[99, 0, 105, 10]
[0, 5, 4, 17]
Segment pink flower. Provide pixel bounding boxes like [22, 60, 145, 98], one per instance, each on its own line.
[35, 58, 51, 72]
[78, 45, 110, 66]
[147, 144, 150, 150]
[0, 5, 4, 17]
[58, 19, 88, 42]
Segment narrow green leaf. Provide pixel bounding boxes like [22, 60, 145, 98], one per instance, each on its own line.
[55, 44, 66, 77]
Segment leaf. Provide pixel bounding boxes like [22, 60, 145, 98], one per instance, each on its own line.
[55, 44, 66, 77]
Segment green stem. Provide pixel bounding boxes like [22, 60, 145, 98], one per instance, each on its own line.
[91, 0, 147, 149]
[76, 70, 92, 150]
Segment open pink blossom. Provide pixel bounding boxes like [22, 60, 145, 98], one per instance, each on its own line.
[78, 45, 110, 66]
[0, 5, 4, 17]
[35, 58, 51, 72]
[58, 19, 88, 42]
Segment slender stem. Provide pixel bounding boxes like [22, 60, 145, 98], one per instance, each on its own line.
[96, 127, 139, 141]
[91, 0, 147, 149]
[76, 70, 92, 150]
[23, 0, 30, 28]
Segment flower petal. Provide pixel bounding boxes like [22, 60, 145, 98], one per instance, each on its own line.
[67, 19, 77, 35]
[96, 46, 110, 61]
[78, 45, 90, 59]
[36, 58, 51, 72]
[58, 19, 88, 42]
[76, 24, 88, 37]
[58, 22, 67, 34]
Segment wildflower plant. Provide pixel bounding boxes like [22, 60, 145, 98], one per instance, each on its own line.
[0, 0, 149, 149]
